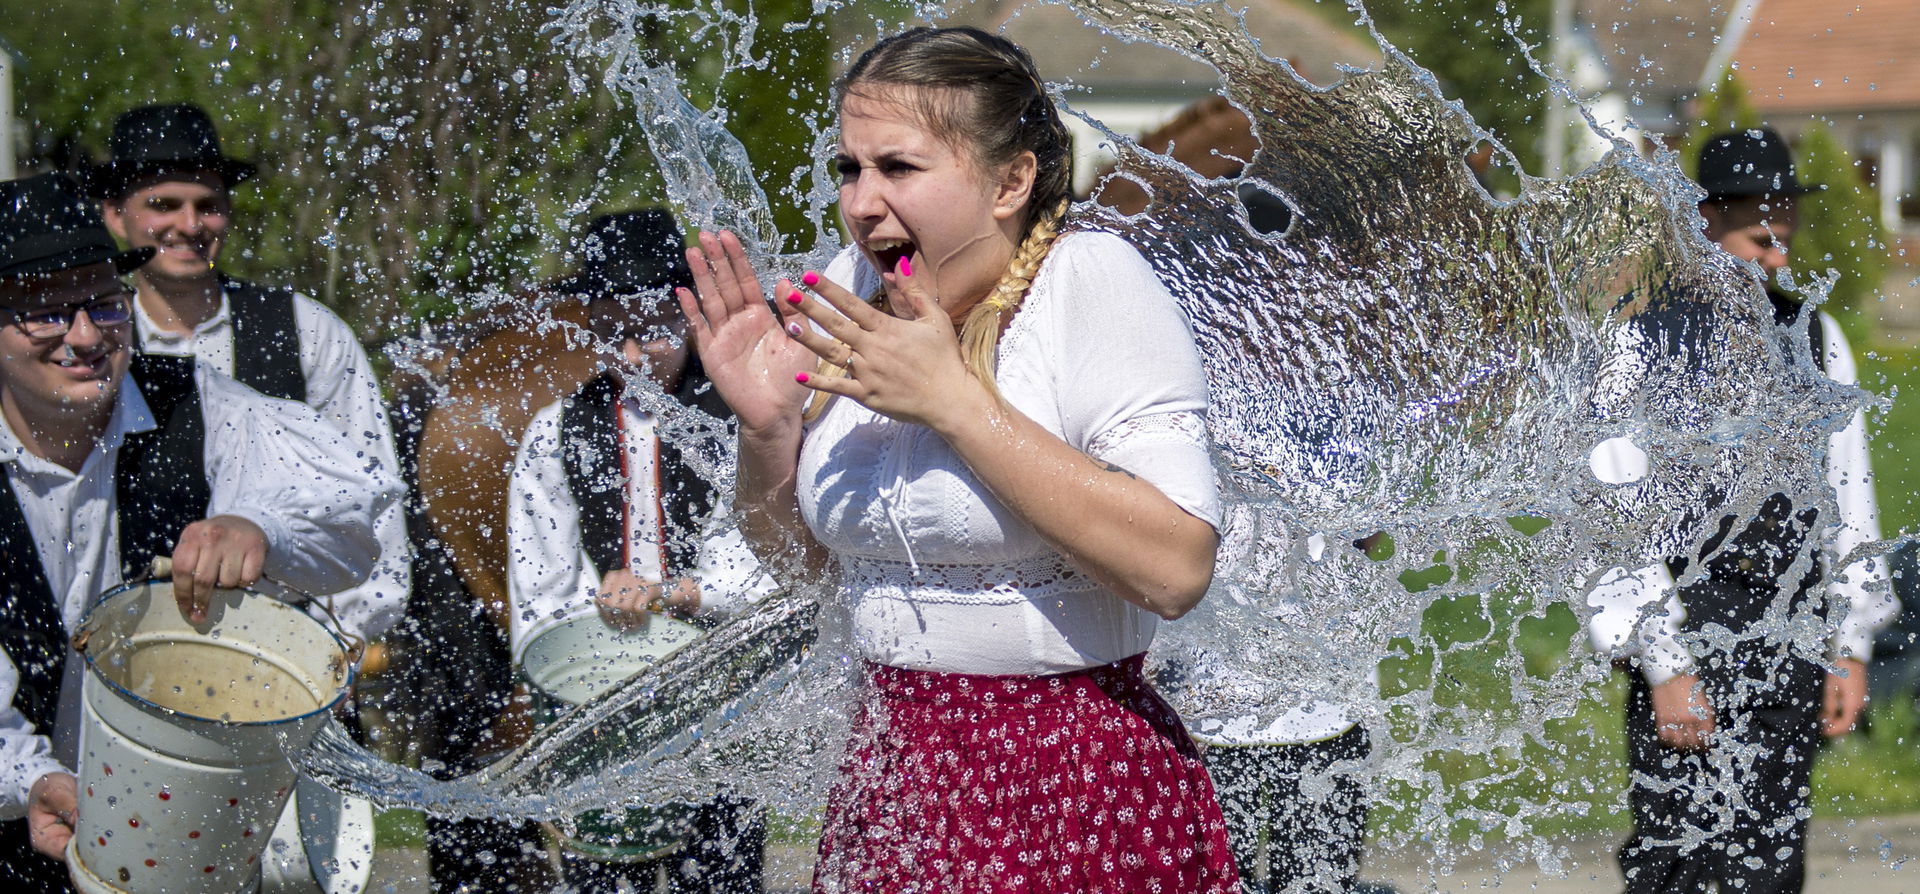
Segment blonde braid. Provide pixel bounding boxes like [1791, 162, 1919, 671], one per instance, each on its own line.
[958, 197, 1070, 405]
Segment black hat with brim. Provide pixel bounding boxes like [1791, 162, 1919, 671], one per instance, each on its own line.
[551, 209, 694, 296]
[1697, 127, 1818, 202]
[1, 173, 153, 287]
[84, 102, 258, 200]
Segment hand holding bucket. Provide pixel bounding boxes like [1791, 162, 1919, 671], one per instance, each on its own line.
[152, 516, 268, 624]
[595, 569, 701, 630]
[143, 554, 365, 667]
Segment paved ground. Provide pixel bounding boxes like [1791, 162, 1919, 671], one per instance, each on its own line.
[362, 812, 1920, 892]
[1362, 813, 1920, 892]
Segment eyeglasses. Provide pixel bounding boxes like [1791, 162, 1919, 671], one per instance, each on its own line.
[2, 291, 135, 339]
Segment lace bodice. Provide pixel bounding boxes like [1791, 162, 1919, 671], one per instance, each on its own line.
[796, 231, 1220, 674]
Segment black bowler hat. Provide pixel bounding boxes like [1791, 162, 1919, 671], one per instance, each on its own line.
[552, 210, 694, 296]
[1696, 127, 1817, 202]
[0, 173, 154, 285]
[84, 103, 258, 200]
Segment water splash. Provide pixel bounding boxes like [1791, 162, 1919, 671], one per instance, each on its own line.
[304, 0, 1894, 874]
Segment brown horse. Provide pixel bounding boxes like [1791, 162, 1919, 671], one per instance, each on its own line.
[1091, 95, 1260, 214]
[385, 289, 615, 893]
[1091, 93, 1491, 214]
[411, 291, 609, 638]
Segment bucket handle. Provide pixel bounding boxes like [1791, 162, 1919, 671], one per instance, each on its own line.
[131, 557, 367, 671]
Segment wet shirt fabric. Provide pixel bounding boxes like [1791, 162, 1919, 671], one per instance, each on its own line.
[505, 391, 775, 662]
[1586, 308, 1890, 684]
[133, 278, 411, 641]
[797, 231, 1221, 675]
[0, 363, 399, 816]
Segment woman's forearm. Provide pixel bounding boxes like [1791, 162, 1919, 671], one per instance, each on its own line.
[932, 392, 1217, 620]
[733, 422, 829, 581]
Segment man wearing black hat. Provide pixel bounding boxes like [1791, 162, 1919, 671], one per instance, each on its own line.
[0, 173, 398, 887]
[1589, 128, 1891, 893]
[85, 102, 409, 644]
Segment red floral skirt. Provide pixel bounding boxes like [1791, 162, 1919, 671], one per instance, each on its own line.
[812, 655, 1240, 894]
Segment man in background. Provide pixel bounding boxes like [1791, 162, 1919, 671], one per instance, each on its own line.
[1590, 128, 1893, 894]
[85, 102, 408, 643]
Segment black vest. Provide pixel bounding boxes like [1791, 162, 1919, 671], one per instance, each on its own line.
[131, 275, 306, 403]
[1667, 296, 1830, 634]
[560, 370, 730, 581]
[0, 355, 211, 730]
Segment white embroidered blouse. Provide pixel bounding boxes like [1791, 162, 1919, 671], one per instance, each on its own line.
[797, 230, 1222, 675]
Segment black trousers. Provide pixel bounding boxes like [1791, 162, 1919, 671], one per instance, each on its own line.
[560, 795, 766, 894]
[1618, 655, 1824, 894]
[1, 818, 74, 892]
[1205, 725, 1371, 894]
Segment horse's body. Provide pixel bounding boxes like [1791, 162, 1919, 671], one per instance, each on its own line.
[387, 291, 609, 893]
[1093, 95, 1258, 214]
[412, 294, 606, 633]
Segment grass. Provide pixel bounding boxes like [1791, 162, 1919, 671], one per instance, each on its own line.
[1369, 589, 1635, 845]
[1367, 588, 1920, 850]
[374, 808, 427, 850]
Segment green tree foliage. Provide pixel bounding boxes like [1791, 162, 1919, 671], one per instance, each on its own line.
[6, 0, 830, 334]
[1791, 121, 1888, 315]
[1678, 67, 1761, 180]
[1364, 0, 1553, 179]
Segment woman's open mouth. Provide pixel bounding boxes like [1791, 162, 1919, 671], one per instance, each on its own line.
[865, 238, 916, 274]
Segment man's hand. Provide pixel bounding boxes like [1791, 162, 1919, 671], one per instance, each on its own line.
[28, 771, 77, 859]
[172, 515, 268, 623]
[1650, 673, 1715, 751]
[1822, 657, 1869, 738]
[595, 570, 701, 630]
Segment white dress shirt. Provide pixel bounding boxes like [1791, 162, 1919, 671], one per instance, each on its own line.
[0, 364, 401, 816]
[797, 231, 1222, 675]
[1587, 310, 1892, 684]
[506, 393, 776, 664]
[135, 288, 409, 640]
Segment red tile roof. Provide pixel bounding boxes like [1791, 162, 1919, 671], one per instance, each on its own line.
[1730, 0, 1920, 113]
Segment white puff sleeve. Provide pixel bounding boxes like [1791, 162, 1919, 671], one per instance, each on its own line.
[1040, 232, 1221, 529]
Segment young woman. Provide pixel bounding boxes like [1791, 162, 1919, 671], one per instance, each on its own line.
[677, 27, 1237, 892]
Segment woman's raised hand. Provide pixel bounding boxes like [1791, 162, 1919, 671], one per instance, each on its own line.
[676, 230, 816, 434]
[784, 254, 989, 432]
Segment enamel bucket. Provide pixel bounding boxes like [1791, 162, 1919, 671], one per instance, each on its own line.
[520, 611, 703, 862]
[66, 579, 354, 893]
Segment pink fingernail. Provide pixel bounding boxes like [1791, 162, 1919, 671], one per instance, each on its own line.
[795, 372, 810, 384]
[802, 271, 820, 287]
[787, 322, 803, 336]
[898, 257, 913, 277]
[787, 291, 804, 305]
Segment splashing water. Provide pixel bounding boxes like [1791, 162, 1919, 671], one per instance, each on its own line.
[297, 0, 1896, 875]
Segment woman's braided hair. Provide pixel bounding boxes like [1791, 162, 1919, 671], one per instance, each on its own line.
[805, 27, 1074, 422]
